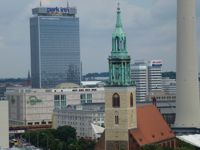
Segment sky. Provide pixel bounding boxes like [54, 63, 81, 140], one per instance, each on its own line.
[0, 0, 200, 78]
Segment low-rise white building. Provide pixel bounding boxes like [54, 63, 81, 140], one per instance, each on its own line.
[0, 100, 9, 149]
[162, 77, 176, 94]
[54, 103, 105, 139]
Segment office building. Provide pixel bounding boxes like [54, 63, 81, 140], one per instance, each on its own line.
[54, 103, 105, 139]
[30, 6, 81, 88]
[148, 60, 162, 93]
[0, 100, 9, 149]
[162, 77, 176, 94]
[131, 61, 148, 101]
[131, 60, 162, 101]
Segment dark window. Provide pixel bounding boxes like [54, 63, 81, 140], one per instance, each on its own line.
[115, 115, 119, 124]
[54, 95, 60, 100]
[35, 122, 39, 125]
[115, 142, 119, 150]
[112, 93, 120, 107]
[130, 93, 133, 107]
[28, 122, 33, 125]
[171, 140, 174, 148]
[167, 141, 170, 147]
[41, 121, 46, 125]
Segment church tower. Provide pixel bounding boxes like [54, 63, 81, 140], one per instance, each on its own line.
[105, 4, 137, 150]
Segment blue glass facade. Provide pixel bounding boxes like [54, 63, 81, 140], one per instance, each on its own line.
[30, 8, 81, 88]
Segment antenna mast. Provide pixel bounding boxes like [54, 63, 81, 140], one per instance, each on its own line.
[40, 0, 42, 7]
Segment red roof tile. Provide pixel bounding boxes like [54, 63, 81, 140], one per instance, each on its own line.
[130, 105, 175, 146]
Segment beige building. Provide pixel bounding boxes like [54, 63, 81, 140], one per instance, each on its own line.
[0, 100, 9, 149]
[7, 88, 54, 126]
[6, 87, 104, 126]
[145, 91, 176, 102]
[105, 87, 137, 150]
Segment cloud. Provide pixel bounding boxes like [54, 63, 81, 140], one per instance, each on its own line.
[0, 0, 199, 77]
[0, 36, 4, 47]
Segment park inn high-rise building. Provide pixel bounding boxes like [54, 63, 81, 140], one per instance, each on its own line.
[30, 5, 81, 88]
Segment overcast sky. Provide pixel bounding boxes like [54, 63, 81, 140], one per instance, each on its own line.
[0, 0, 200, 78]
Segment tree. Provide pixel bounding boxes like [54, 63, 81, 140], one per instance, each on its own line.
[22, 126, 96, 150]
[56, 125, 77, 143]
[142, 145, 172, 150]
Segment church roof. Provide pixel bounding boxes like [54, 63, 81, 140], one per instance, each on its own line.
[130, 105, 175, 146]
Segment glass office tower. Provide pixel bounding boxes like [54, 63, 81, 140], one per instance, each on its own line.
[30, 6, 81, 88]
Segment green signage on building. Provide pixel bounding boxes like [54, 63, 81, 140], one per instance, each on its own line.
[27, 96, 42, 105]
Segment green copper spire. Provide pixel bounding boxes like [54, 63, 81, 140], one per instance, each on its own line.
[116, 3, 122, 28]
[108, 4, 133, 86]
[112, 3, 127, 55]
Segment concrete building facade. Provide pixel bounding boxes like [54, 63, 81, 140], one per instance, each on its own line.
[0, 100, 9, 149]
[148, 60, 163, 93]
[162, 77, 176, 94]
[131, 60, 162, 101]
[131, 61, 148, 102]
[6, 87, 104, 126]
[7, 88, 54, 126]
[54, 103, 105, 139]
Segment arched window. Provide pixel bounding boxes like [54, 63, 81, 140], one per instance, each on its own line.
[130, 93, 133, 107]
[112, 93, 120, 107]
[115, 37, 120, 51]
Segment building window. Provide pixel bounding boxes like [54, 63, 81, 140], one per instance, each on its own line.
[112, 93, 120, 107]
[115, 111, 119, 125]
[115, 115, 119, 124]
[80, 93, 92, 104]
[115, 142, 119, 150]
[28, 122, 33, 125]
[130, 93, 133, 107]
[171, 140, 174, 148]
[61, 95, 66, 100]
[54, 95, 60, 100]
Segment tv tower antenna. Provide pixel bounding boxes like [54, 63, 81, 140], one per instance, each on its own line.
[67, 0, 70, 8]
[40, 0, 42, 7]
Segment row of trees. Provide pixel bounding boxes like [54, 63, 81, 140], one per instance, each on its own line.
[142, 141, 195, 150]
[83, 72, 177, 80]
[22, 126, 96, 150]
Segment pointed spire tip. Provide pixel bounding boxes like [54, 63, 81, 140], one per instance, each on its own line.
[117, 1, 120, 12]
